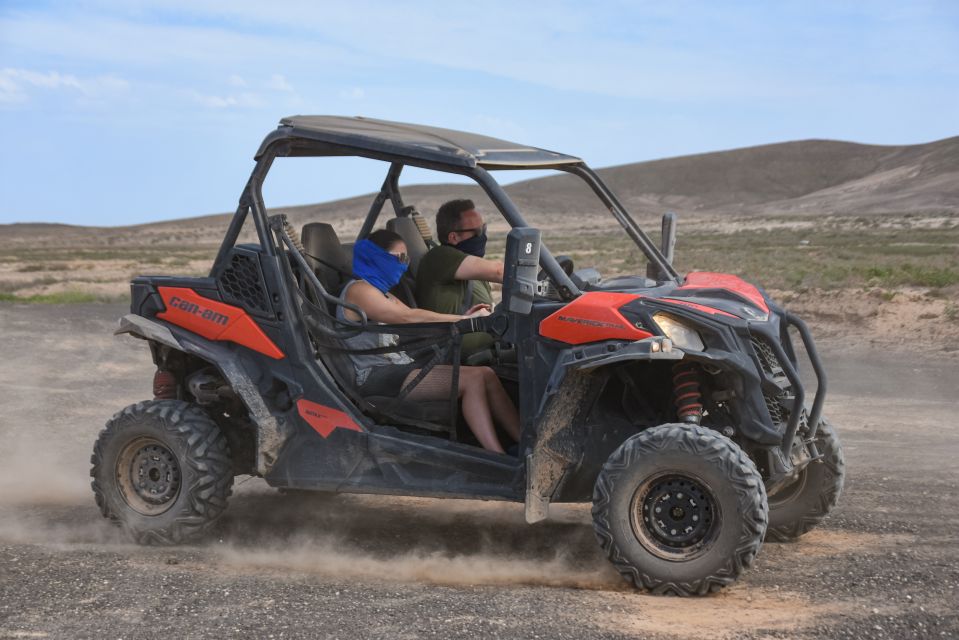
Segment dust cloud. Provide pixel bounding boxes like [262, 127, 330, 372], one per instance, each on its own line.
[212, 489, 626, 590]
[0, 431, 126, 546]
[0, 436, 93, 507]
[216, 535, 623, 590]
[0, 446, 624, 591]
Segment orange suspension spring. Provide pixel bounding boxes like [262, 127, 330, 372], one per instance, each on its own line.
[672, 362, 703, 424]
[153, 369, 177, 400]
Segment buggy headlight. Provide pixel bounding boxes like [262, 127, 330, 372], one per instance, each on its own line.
[652, 313, 705, 351]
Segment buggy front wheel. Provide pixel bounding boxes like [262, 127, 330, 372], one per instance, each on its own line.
[592, 424, 768, 596]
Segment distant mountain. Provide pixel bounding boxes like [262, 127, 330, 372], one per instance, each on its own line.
[509, 136, 959, 217]
[3, 136, 957, 248]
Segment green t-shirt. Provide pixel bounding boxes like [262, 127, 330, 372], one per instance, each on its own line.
[415, 245, 494, 359]
[415, 245, 493, 314]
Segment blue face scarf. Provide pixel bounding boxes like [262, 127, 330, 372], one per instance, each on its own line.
[352, 238, 408, 293]
[454, 232, 488, 258]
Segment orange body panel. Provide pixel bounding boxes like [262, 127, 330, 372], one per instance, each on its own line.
[679, 272, 769, 313]
[658, 297, 738, 318]
[157, 286, 285, 359]
[296, 399, 364, 438]
[539, 292, 653, 345]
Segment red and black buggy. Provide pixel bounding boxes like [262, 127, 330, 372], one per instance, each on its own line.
[92, 116, 845, 596]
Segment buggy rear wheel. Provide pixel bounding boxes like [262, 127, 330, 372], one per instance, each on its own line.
[592, 424, 768, 596]
[90, 400, 234, 545]
[766, 419, 845, 542]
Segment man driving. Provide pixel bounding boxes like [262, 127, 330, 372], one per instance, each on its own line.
[415, 199, 502, 359]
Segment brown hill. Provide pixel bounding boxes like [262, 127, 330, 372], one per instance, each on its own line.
[3, 136, 957, 249]
[511, 136, 959, 217]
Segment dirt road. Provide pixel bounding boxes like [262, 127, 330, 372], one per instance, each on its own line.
[1, 303, 957, 639]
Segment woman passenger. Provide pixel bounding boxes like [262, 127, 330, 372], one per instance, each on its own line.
[337, 229, 520, 454]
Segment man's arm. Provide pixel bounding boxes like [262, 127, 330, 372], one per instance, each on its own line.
[454, 255, 503, 284]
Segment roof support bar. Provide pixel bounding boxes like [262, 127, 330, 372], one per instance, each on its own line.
[471, 167, 581, 301]
[211, 145, 278, 275]
[358, 162, 404, 240]
[563, 164, 680, 283]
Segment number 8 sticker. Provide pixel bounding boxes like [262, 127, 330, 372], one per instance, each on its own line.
[525, 242, 532, 254]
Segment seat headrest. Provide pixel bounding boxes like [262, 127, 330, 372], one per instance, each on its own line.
[386, 217, 429, 277]
[301, 222, 351, 293]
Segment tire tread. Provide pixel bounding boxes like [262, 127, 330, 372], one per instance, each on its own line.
[592, 424, 768, 596]
[90, 399, 233, 545]
[766, 420, 845, 542]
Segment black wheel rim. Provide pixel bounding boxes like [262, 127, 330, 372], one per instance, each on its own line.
[630, 472, 721, 561]
[116, 437, 182, 515]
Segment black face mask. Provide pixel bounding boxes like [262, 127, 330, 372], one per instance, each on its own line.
[455, 232, 487, 258]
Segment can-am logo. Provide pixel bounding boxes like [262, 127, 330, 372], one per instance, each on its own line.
[168, 296, 229, 326]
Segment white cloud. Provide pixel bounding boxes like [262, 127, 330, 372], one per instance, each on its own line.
[0, 73, 26, 103]
[85, 0, 957, 102]
[4, 1, 958, 107]
[189, 90, 264, 109]
[228, 74, 247, 87]
[0, 14, 353, 71]
[267, 74, 293, 92]
[0, 5, 835, 105]
[0, 67, 129, 104]
[3, 68, 82, 90]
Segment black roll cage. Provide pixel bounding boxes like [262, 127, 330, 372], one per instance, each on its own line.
[211, 137, 682, 294]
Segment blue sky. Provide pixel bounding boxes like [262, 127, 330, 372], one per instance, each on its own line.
[1, 1, 957, 226]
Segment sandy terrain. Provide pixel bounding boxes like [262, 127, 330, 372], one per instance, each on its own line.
[0, 302, 957, 639]
[2, 209, 957, 358]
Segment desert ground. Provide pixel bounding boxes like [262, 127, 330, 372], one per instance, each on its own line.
[1, 136, 958, 638]
[0, 302, 957, 639]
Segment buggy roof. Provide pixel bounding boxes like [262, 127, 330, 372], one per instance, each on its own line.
[255, 115, 583, 169]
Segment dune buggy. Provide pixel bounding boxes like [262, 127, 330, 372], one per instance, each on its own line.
[91, 116, 844, 595]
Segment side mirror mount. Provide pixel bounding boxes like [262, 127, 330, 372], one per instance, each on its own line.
[503, 227, 541, 315]
[648, 211, 678, 281]
[661, 211, 677, 265]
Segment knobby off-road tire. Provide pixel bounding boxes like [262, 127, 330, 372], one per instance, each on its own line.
[592, 424, 768, 596]
[766, 419, 845, 542]
[91, 400, 234, 545]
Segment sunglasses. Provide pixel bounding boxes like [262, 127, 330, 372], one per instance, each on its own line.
[451, 223, 487, 237]
[390, 252, 410, 265]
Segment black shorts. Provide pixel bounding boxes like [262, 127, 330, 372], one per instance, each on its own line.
[359, 362, 419, 397]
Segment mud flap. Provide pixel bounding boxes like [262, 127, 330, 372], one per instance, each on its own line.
[116, 314, 290, 476]
[525, 369, 595, 523]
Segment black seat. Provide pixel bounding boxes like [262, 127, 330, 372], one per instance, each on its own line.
[301, 223, 351, 295]
[386, 216, 430, 278]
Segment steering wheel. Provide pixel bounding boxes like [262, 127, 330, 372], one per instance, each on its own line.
[537, 254, 575, 282]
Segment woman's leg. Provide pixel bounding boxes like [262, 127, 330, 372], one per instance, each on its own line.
[477, 367, 521, 441]
[457, 368, 505, 453]
[404, 366, 504, 453]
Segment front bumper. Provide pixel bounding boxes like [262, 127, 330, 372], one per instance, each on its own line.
[622, 296, 827, 453]
[758, 311, 827, 456]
